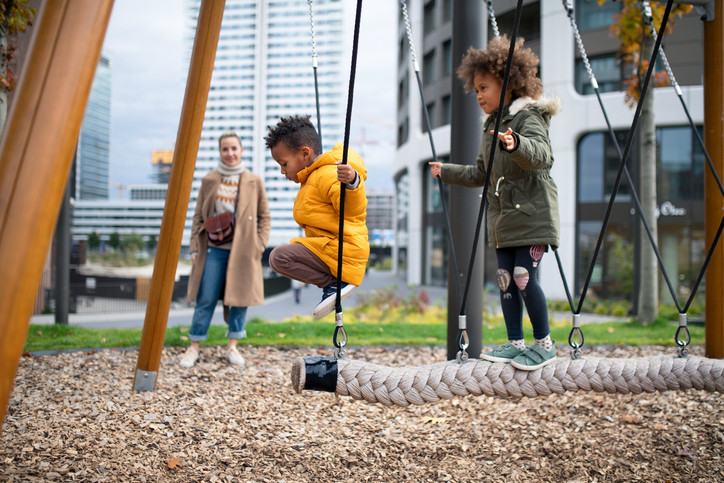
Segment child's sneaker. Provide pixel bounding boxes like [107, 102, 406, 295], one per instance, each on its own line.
[179, 346, 199, 368]
[313, 282, 357, 319]
[480, 342, 526, 363]
[510, 343, 557, 371]
[226, 346, 245, 366]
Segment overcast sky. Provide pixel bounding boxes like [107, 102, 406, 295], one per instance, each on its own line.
[102, 0, 397, 197]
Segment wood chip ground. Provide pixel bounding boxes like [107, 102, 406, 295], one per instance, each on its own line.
[2, 345, 723, 482]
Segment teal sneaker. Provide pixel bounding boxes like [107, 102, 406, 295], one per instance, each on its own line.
[510, 343, 557, 371]
[480, 342, 526, 363]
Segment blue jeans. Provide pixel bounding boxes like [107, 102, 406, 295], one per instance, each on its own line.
[190, 246, 247, 341]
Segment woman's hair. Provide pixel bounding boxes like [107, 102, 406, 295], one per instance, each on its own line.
[218, 131, 242, 149]
[457, 36, 542, 100]
[264, 115, 322, 156]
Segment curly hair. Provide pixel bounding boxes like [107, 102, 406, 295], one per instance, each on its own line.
[264, 115, 322, 156]
[456, 36, 542, 100]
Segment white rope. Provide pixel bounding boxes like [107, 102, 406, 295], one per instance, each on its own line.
[293, 356, 724, 406]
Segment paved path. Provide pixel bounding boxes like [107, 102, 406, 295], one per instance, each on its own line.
[30, 269, 448, 330]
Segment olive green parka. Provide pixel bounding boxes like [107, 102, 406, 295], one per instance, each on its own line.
[440, 96, 561, 250]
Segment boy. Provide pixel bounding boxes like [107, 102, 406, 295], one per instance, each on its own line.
[265, 115, 369, 319]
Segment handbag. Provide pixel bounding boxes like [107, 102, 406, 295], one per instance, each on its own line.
[205, 173, 242, 245]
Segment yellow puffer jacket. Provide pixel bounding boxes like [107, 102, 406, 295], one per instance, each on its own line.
[291, 143, 369, 286]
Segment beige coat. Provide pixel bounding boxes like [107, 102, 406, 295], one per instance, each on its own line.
[187, 170, 271, 307]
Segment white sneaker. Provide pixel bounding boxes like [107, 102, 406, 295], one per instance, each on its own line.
[179, 346, 198, 368]
[313, 282, 358, 319]
[226, 346, 245, 366]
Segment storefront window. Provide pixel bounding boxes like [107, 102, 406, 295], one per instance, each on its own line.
[395, 170, 409, 276]
[576, 126, 705, 304]
[424, 157, 449, 286]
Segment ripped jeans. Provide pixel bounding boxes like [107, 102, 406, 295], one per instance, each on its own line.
[495, 245, 550, 341]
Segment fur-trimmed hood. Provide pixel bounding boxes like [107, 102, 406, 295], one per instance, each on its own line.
[483, 95, 561, 122]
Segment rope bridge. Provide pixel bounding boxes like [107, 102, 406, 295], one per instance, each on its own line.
[293, 356, 724, 406]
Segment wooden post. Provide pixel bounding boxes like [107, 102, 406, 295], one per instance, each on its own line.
[133, 0, 226, 391]
[704, 0, 724, 358]
[0, 0, 114, 435]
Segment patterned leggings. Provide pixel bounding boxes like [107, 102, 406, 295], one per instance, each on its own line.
[495, 245, 550, 341]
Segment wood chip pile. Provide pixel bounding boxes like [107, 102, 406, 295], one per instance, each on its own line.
[2, 345, 723, 482]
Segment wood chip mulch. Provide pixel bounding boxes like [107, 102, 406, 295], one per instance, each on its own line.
[2, 345, 723, 482]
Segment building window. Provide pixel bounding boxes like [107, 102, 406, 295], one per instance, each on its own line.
[395, 170, 410, 277]
[575, 54, 627, 95]
[490, 1, 541, 43]
[397, 117, 409, 147]
[443, 0, 452, 22]
[423, 49, 436, 85]
[423, 101, 436, 132]
[575, 0, 621, 31]
[423, 156, 449, 286]
[442, 95, 451, 126]
[575, 126, 705, 304]
[398, 76, 408, 109]
[423, 0, 436, 36]
[443, 39, 452, 76]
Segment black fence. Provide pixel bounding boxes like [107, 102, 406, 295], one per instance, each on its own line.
[43, 271, 290, 314]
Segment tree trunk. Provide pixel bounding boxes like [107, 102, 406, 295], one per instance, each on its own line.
[637, 37, 659, 323]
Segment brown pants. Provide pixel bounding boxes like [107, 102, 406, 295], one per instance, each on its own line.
[269, 243, 335, 288]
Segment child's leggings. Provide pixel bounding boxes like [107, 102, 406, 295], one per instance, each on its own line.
[269, 243, 335, 288]
[495, 245, 550, 341]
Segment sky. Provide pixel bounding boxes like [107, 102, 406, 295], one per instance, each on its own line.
[102, 0, 397, 198]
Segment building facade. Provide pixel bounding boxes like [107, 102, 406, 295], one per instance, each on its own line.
[74, 55, 111, 200]
[394, 0, 705, 306]
[184, 0, 350, 248]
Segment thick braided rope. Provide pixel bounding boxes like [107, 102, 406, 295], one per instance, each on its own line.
[332, 356, 724, 406]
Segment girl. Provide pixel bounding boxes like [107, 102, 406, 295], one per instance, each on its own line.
[430, 36, 561, 371]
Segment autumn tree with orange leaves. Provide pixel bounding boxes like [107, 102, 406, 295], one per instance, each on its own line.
[0, 0, 36, 131]
[602, 0, 692, 322]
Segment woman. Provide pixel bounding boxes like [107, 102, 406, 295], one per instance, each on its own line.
[180, 131, 271, 368]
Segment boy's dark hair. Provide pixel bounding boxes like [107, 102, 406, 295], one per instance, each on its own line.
[457, 35, 542, 100]
[264, 115, 322, 156]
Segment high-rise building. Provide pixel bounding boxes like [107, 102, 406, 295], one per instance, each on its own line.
[183, 0, 350, 247]
[151, 149, 174, 185]
[74, 55, 111, 200]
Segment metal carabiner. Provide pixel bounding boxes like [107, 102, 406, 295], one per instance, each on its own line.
[675, 313, 691, 359]
[332, 312, 348, 360]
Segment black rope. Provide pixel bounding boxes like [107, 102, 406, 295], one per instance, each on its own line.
[574, 0, 675, 315]
[334, 0, 363, 314]
[459, 0, 524, 316]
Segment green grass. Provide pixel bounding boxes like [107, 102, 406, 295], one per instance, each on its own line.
[24, 307, 705, 352]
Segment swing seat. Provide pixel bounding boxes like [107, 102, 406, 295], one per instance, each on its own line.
[292, 355, 724, 407]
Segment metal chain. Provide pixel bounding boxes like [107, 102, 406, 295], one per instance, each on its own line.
[400, 0, 419, 72]
[563, 0, 598, 89]
[641, 1, 680, 93]
[308, 0, 318, 67]
[487, 0, 500, 38]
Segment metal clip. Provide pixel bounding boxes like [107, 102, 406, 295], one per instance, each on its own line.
[568, 313, 584, 360]
[675, 313, 690, 359]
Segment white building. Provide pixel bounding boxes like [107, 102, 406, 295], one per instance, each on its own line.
[184, 0, 351, 248]
[395, 0, 705, 306]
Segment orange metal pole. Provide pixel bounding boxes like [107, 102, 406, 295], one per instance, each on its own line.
[133, 0, 226, 391]
[704, 0, 724, 358]
[0, 0, 113, 434]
